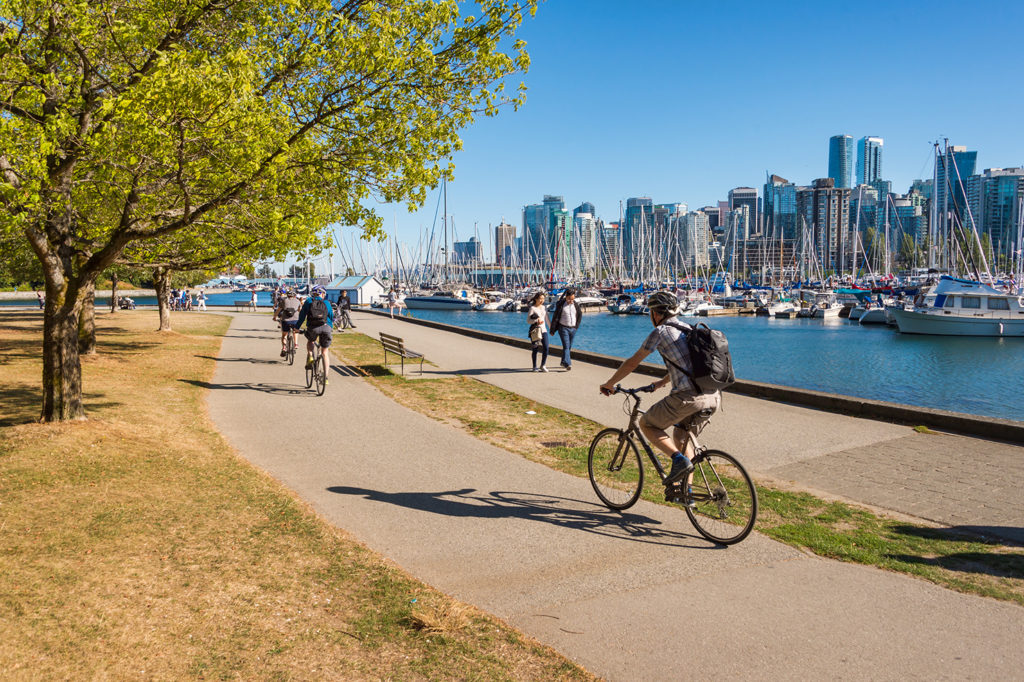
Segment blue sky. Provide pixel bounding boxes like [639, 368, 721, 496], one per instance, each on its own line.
[325, 0, 1024, 269]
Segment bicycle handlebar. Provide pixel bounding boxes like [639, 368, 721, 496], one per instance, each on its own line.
[604, 383, 656, 397]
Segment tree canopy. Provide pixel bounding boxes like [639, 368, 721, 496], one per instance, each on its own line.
[0, 0, 535, 420]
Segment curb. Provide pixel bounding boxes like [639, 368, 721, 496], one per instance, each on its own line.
[361, 308, 1024, 445]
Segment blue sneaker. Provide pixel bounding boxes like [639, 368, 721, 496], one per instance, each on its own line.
[665, 455, 693, 485]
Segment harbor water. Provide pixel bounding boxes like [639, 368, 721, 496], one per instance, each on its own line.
[400, 308, 1024, 423]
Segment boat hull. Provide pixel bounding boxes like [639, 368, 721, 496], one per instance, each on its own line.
[892, 309, 1024, 336]
[403, 297, 475, 310]
[858, 309, 888, 325]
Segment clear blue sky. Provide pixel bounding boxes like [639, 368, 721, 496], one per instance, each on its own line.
[324, 0, 1024, 269]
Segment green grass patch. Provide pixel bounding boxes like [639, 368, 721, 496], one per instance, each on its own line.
[331, 330, 1024, 606]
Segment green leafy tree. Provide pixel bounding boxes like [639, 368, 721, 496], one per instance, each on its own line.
[0, 0, 534, 420]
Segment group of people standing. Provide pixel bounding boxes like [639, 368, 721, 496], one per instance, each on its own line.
[170, 288, 207, 311]
[527, 288, 583, 372]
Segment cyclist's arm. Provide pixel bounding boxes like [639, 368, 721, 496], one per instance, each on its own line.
[295, 300, 310, 329]
[600, 347, 651, 393]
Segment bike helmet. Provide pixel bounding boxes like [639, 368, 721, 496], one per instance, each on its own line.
[312, 286, 326, 297]
[285, 287, 296, 296]
[645, 291, 680, 317]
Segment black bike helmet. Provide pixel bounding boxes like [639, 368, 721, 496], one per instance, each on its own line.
[645, 291, 680, 316]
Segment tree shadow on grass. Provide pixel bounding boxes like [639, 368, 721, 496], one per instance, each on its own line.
[0, 385, 123, 427]
[327, 486, 720, 549]
[888, 524, 1024, 580]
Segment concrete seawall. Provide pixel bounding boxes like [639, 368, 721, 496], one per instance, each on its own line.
[365, 308, 1024, 444]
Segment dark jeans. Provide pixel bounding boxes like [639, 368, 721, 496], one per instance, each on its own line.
[531, 331, 549, 369]
[557, 326, 577, 367]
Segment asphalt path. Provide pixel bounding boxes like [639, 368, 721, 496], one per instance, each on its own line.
[206, 313, 1024, 680]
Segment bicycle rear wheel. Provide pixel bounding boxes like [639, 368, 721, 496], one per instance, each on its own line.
[315, 353, 327, 395]
[305, 349, 314, 388]
[286, 334, 295, 365]
[588, 428, 644, 510]
[685, 450, 758, 545]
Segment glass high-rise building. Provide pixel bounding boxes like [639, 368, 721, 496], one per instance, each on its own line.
[623, 197, 653, 274]
[856, 136, 884, 186]
[494, 222, 516, 265]
[935, 145, 978, 221]
[796, 178, 852, 272]
[728, 187, 758, 238]
[966, 167, 1024, 260]
[828, 135, 854, 189]
[764, 174, 798, 240]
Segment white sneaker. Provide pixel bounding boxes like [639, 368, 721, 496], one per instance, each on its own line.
[540, 366, 549, 372]
[532, 367, 540, 372]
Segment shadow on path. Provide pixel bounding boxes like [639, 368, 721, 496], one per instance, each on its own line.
[420, 367, 537, 377]
[196, 355, 281, 366]
[327, 486, 718, 549]
[180, 379, 315, 397]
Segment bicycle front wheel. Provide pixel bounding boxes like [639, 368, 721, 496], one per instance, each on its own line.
[315, 353, 327, 396]
[588, 428, 644, 510]
[685, 450, 758, 545]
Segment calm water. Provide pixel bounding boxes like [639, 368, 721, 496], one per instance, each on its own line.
[6, 296, 1022, 421]
[401, 308, 1024, 422]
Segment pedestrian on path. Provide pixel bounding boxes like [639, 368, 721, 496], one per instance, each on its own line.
[527, 291, 550, 372]
[250, 290, 258, 311]
[35, 290, 44, 309]
[336, 291, 356, 329]
[197, 289, 207, 311]
[549, 288, 582, 371]
[386, 287, 398, 318]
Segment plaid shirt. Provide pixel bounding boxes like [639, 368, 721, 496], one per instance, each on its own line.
[641, 319, 697, 394]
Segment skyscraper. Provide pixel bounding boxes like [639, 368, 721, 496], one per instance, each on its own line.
[796, 178, 851, 272]
[573, 201, 596, 219]
[856, 136, 884, 186]
[828, 135, 854, 189]
[623, 197, 653, 274]
[966, 167, 1024, 260]
[494, 222, 516, 265]
[763, 174, 798, 240]
[935, 145, 978, 222]
[728, 187, 758, 238]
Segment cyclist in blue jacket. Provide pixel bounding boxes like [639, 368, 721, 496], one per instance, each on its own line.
[297, 286, 335, 381]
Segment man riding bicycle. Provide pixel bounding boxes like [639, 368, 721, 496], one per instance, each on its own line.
[274, 288, 302, 357]
[296, 285, 334, 382]
[599, 291, 721, 492]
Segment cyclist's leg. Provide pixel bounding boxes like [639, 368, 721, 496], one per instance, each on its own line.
[639, 392, 696, 458]
[318, 328, 333, 374]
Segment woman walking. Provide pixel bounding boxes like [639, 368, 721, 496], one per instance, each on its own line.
[550, 288, 583, 370]
[527, 291, 550, 372]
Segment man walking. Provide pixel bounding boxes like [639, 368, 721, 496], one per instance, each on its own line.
[336, 291, 356, 329]
[550, 288, 582, 371]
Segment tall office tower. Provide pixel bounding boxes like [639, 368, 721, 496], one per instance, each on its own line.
[573, 201, 596, 220]
[849, 184, 880, 241]
[796, 178, 852, 272]
[856, 136, 884, 186]
[573, 212, 598, 272]
[600, 222, 621, 277]
[934, 145, 978, 228]
[763, 174, 798, 240]
[521, 203, 548, 268]
[910, 179, 933, 201]
[681, 211, 711, 270]
[551, 208, 572, 266]
[494, 222, 516, 265]
[623, 197, 654, 275]
[699, 206, 721, 231]
[966, 168, 1024, 261]
[653, 202, 686, 267]
[828, 135, 854, 189]
[728, 187, 758, 238]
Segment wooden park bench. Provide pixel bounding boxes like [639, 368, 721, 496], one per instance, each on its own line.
[379, 332, 424, 375]
[234, 299, 254, 311]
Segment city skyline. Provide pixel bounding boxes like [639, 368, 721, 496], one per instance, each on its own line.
[325, 1, 1024, 261]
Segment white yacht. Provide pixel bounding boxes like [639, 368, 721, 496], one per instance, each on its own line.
[474, 291, 513, 311]
[891, 276, 1024, 336]
[403, 288, 479, 310]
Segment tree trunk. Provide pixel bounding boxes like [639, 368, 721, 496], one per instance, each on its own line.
[41, 295, 86, 421]
[78, 286, 97, 355]
[154, 266, 172, 331]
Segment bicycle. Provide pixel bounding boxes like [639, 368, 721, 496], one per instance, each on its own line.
[282, 324, 296, 365]
[588, 385, 758, 545]
[304, 339, 327, 396]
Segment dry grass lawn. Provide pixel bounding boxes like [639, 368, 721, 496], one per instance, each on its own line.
[0, 309, 593, 680]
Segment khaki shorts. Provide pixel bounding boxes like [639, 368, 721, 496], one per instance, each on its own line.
[640, 390, 720, 431]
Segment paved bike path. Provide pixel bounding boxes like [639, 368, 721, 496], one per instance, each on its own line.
[207, 314, 1024, 680]
[352, 310, 1024, 542]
